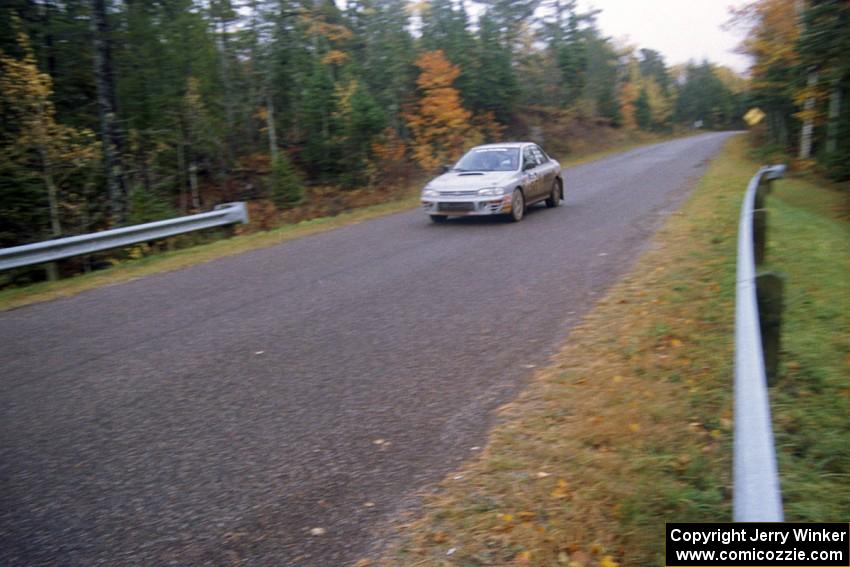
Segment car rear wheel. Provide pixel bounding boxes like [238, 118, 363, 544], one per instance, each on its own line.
[545, 179, 561, 208]
[509, 189, 525, 222]
[430, 214, 448, 223]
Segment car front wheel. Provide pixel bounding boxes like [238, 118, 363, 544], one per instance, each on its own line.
[509, 189, 525, 222]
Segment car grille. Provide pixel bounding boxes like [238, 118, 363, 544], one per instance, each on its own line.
[439, 190, 479, 197]
[438, 202, 475, 212]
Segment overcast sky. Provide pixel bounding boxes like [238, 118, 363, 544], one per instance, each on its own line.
[576, 0, 753, 73]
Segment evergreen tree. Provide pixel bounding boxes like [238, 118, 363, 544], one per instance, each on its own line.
[638, 48, 671, 94]
[268, 151, 303, 207]
[634, 87, 652, 130]
[419, 0, 477, 110]
[583, 31, 621, 125]
[470, 10, 518, 124]
[675, 62, 738, 129]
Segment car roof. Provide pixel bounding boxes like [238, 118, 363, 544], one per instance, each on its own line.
[470, 142, 536, 150]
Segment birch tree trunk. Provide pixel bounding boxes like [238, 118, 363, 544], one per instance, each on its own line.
[266, 90, 278, 157]
[798, 70, 817, 159]
[91, 0, 129, 226]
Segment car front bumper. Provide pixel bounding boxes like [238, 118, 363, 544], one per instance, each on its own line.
[421, 193, 514, 216]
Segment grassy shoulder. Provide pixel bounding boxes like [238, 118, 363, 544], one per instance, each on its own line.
[0, 131, 685, 312]
[373, 136, 848, 566]
[763, 173, 849, 521]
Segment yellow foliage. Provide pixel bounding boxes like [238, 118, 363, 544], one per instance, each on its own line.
[0, 32, 100, 177]
[371, 128, 406, 164]
[333, 79, 358, 121]
[642, 78, 672, 127]
[730, 0, 799, 91]
[618, 81, 638, 131]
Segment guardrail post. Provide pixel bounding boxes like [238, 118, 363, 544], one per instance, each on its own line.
[756, 272, 785, 384]
[753, 173, 774, 266]
[753, 209, 767, 265]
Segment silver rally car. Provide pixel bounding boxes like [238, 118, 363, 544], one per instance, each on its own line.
[421, 142, 563, 223]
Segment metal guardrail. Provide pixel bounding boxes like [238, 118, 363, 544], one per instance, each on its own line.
[733, 164, 786, 521]
[0, 202, 249, 271]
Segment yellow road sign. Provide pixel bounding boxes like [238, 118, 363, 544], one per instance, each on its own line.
[744, 107, 766, 126]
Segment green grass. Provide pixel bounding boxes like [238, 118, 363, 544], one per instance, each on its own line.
[371, 137, 849, 566]
[763, 175, 850, 521]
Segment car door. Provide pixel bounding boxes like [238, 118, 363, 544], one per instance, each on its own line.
[521, 145, 542, 200]
[531, 145, 556, 197]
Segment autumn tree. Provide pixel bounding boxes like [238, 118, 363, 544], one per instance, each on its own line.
[731, 0, 800, 146]
[0, 31, 99, 246]
[405, 50, 477, 171]
[796, 0, 850, 179]
[618, 51, 640, 130]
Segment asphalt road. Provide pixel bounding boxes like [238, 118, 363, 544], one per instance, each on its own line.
[1, 132, 734, 566]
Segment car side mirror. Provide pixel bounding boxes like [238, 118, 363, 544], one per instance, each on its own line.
[441, 164, 452, 174]
[523, 162, 535, 171]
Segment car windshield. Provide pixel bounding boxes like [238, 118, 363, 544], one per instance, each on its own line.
[453, 148, 519, 172]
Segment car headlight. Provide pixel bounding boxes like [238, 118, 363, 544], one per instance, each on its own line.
[478, 187, 505, 196]
[422, 186, 439, 198]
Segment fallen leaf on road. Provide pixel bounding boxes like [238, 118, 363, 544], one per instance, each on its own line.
[550, 479, 570, 499]
[309, 527, 326, 536]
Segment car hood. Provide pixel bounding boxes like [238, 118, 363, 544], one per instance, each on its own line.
[428, 171, 517, 190]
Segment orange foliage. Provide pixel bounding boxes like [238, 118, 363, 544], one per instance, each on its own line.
[369, 127, 409, 184]
[321, 49, 349, 66]
[372, 127, 406, 164]
[473, 111, 505, 143]
[405, 50, 478, 171]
